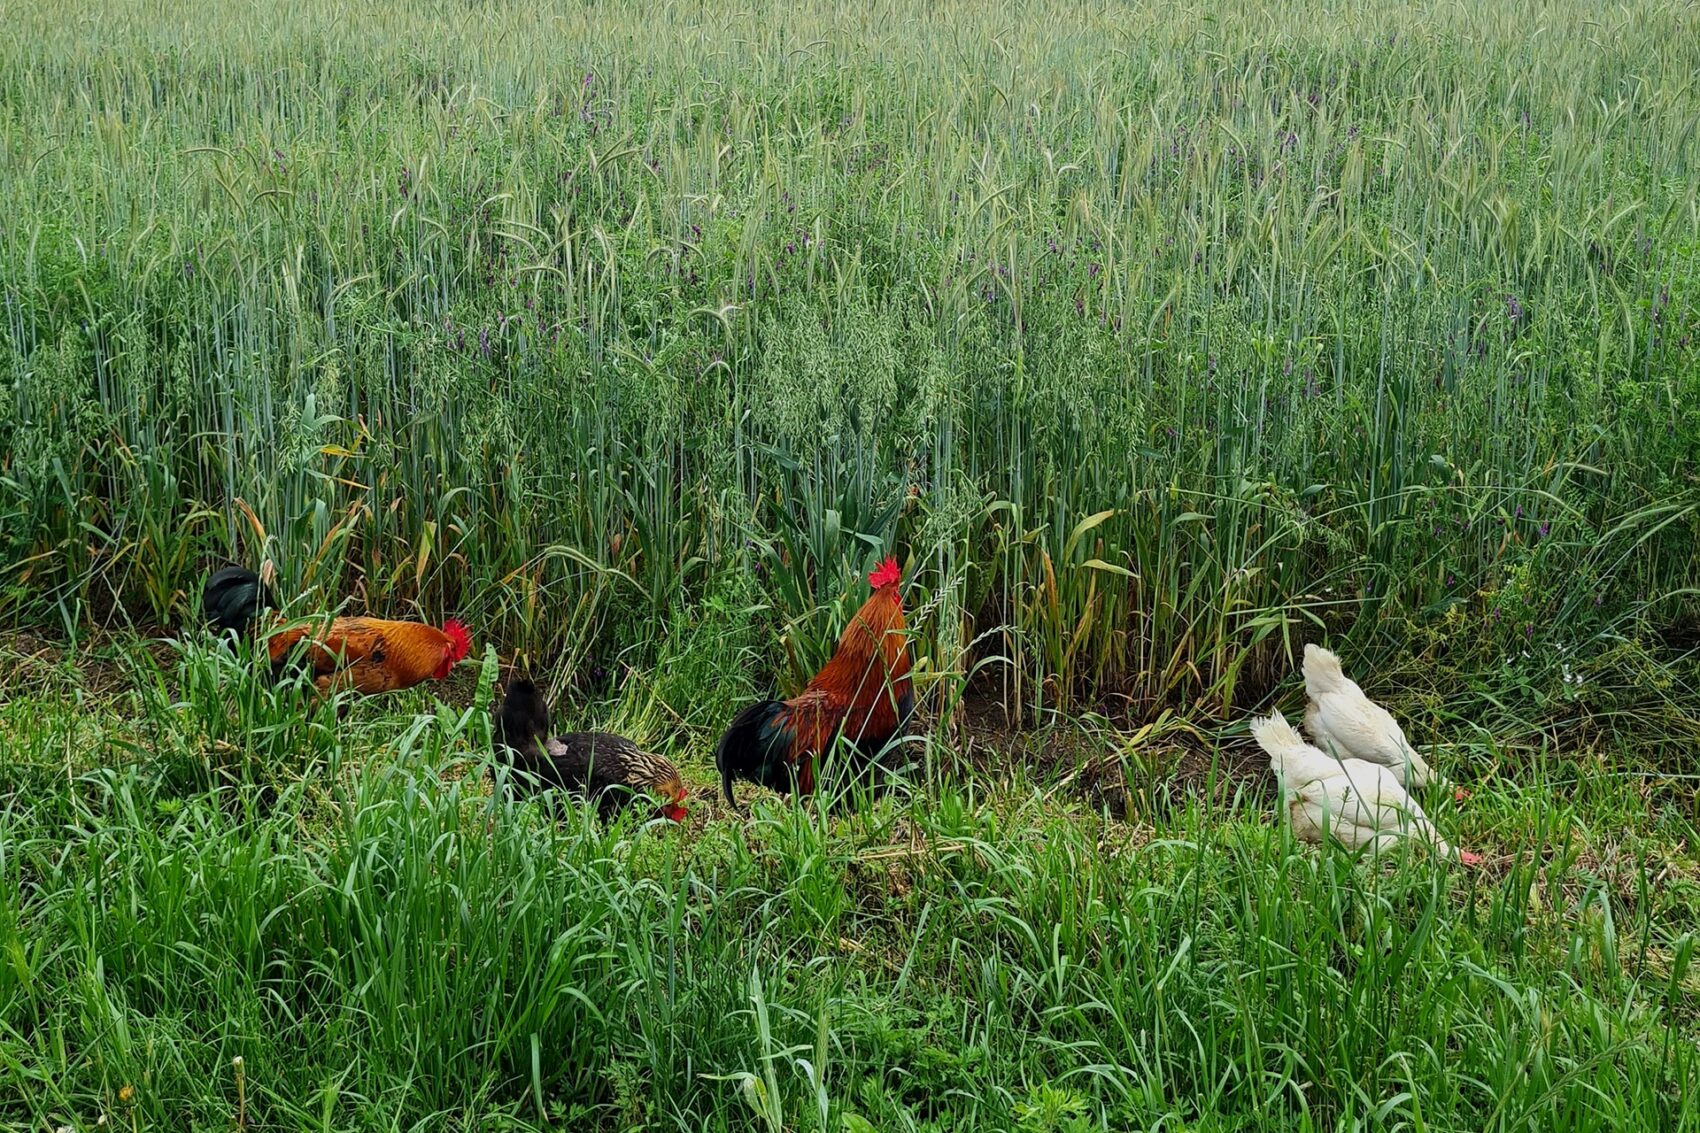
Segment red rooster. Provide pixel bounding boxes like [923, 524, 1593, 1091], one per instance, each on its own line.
[717, 555, 914, 808]
[202, 564, 472, 696]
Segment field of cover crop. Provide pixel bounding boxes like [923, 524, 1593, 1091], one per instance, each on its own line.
[3, 0, 1699, 1129]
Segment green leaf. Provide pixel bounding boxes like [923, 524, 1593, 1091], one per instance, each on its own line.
[1063, 508, 1116, 558]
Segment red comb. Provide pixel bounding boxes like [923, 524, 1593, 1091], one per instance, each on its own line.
[442, 618, 472, 661]
[868, 556, 902, 590]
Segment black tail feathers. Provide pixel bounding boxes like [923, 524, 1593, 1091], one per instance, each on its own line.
[203, 565, 278, 637]
[715, 698, 792, 808]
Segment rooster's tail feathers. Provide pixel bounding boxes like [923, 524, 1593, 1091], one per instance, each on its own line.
[715, 699, 791, 808]
[1301, 643, 1347, 695]
[203, 565, 277, 636]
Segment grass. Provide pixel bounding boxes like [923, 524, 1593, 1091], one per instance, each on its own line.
[2, 636, 1697, 1131]
[1, 0, 1697, 712]
[3, 0, 1700, 1128]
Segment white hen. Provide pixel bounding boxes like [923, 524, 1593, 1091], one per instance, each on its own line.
[1251, 710, 1480, 864]
[1301, 643, 1437, 789]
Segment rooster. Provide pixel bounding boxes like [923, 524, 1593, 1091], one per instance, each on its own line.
[202, 564, 471, 697]
[1251, 710, 1481, 865]
[1301, 643, 1439, 789]
[492, 679, 688, 823]
[717, 555, 914, 809]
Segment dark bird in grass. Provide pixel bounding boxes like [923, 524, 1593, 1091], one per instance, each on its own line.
[491, 678, 689, 824]
[203, 564, 471, 697]
[716, 555, 914, 810]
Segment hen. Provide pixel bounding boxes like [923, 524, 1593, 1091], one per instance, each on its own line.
[1301, 643, 1437, 789]
[203, 564, 470, 697]
[1252, 710, 1480, 865]
[717, 555, 914, 808]
[492, 679, 688, 824]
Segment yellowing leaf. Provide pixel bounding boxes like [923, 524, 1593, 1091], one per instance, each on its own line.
[1081, 558, 1137, 578]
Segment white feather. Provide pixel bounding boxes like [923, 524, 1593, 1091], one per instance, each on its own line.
[1301, 644, 1437, 788]
[1250, 710, 1456, 860]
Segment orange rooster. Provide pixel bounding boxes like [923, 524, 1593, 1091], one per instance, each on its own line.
[717, 555, 914, 808]
[202, 564, 472, 696]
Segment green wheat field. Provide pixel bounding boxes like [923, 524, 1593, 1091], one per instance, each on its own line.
[4, 0, 1700, 1128]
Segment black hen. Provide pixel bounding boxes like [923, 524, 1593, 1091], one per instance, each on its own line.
[491, 679, 689, 823]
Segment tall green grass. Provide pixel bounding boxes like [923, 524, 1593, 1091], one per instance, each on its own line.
[2, 0, 1699, 721]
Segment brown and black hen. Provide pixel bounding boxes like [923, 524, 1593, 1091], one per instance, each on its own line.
[491, 678, 688, 824]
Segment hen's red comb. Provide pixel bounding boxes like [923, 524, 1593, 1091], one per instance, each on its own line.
[442, 618, 472, 662]
[868, 556, 902, 590]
